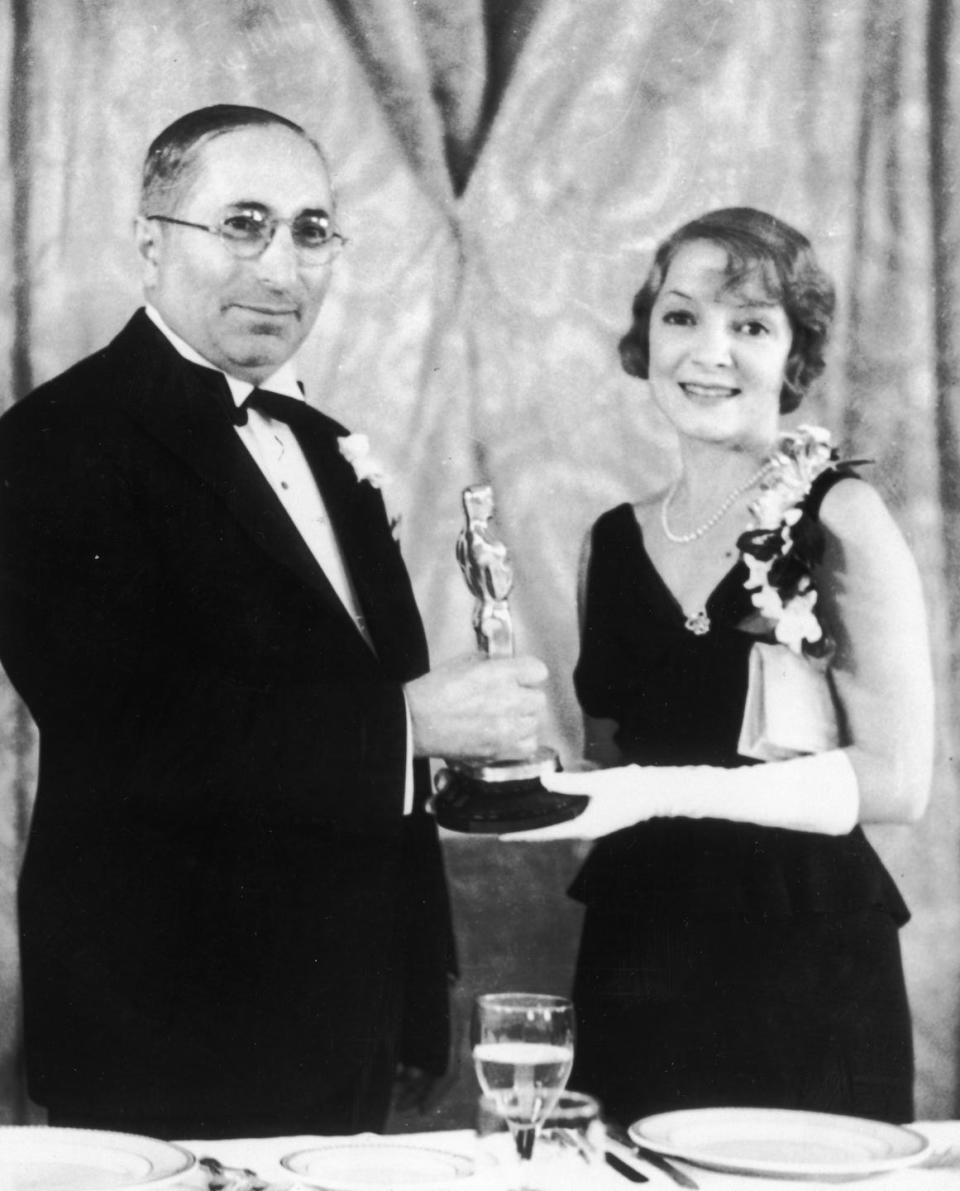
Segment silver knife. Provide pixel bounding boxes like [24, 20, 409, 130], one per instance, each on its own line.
[605, 1127, 700, 1190]
[606, 1135, 653, 1180]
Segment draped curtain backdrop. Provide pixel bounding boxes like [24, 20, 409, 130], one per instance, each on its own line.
[1, 0, 959, 1125]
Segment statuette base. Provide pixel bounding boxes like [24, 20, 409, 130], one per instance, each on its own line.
[432, 747, 587, 834]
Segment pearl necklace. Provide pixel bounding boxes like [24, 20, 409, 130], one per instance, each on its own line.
[660, 460, 775, 544]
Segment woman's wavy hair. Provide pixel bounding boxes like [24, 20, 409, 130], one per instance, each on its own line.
[619, 207, 836, 413]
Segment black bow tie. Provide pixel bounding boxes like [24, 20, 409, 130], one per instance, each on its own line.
[240, 386, 309, 428]
[184, 361, 306, 428]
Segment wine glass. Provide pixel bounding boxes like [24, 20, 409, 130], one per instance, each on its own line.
[471, 993, 575, 1182]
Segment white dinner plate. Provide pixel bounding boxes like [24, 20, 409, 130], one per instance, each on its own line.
[0, 1126, 195, 1190]
[628, 1107, 930, 1180]
[280, 1140, 474, 1190]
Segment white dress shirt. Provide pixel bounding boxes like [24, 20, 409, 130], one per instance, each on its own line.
[145, 306, 413, 813]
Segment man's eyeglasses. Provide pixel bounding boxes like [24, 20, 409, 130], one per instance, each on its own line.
[146, 207, 346, 266]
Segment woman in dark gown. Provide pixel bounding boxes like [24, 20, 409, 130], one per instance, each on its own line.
[519, 209, 933, 1125]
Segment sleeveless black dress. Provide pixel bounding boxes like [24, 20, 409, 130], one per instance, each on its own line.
[569, 477, 913, 1125]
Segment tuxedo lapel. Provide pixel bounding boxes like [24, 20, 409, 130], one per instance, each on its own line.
[107, 313, 363, 631]
[291, 418, 428, 678]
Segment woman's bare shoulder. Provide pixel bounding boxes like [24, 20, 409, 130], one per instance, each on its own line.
[817, 474, 904, 552]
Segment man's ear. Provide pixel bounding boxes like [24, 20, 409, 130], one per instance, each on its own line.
[134, 215, 162, 286]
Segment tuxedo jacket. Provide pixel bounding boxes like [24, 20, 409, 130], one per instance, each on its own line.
[0, 311, 455, 1127]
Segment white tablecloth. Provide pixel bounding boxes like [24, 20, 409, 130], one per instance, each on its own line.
[172, 1121, 960, 1190]
[176, 1129, 629, 1190]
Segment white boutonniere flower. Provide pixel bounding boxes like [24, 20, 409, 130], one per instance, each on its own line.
[338, 433, 386, 489]
[338, 433, 402, 542]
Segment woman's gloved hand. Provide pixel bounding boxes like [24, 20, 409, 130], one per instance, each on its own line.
[503, 750, 859, 841]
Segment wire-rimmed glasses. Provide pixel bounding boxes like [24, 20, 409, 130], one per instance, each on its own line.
[146, 206, 346, 266]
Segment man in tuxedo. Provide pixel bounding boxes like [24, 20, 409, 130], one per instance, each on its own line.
[0, 105, 547, 1139]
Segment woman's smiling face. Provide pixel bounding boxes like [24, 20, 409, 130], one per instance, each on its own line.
[647, 239, 793, 451]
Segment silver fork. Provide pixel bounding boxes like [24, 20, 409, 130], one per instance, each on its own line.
[920, 1145, 960, 1169]
[907, 1124, 960, 1171]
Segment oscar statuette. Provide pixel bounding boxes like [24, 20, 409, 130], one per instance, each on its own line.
[431, 485, 588, 833]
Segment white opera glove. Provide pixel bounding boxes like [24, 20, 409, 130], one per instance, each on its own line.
[503, 750, 859, 841]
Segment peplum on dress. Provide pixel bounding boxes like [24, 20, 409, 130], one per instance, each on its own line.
[568, 479, 913, 1126]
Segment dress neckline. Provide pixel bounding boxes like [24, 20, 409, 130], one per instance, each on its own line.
[621, 503, 749, 628]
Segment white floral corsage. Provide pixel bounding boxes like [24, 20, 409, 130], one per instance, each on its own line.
[737, 425, 865, 660]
